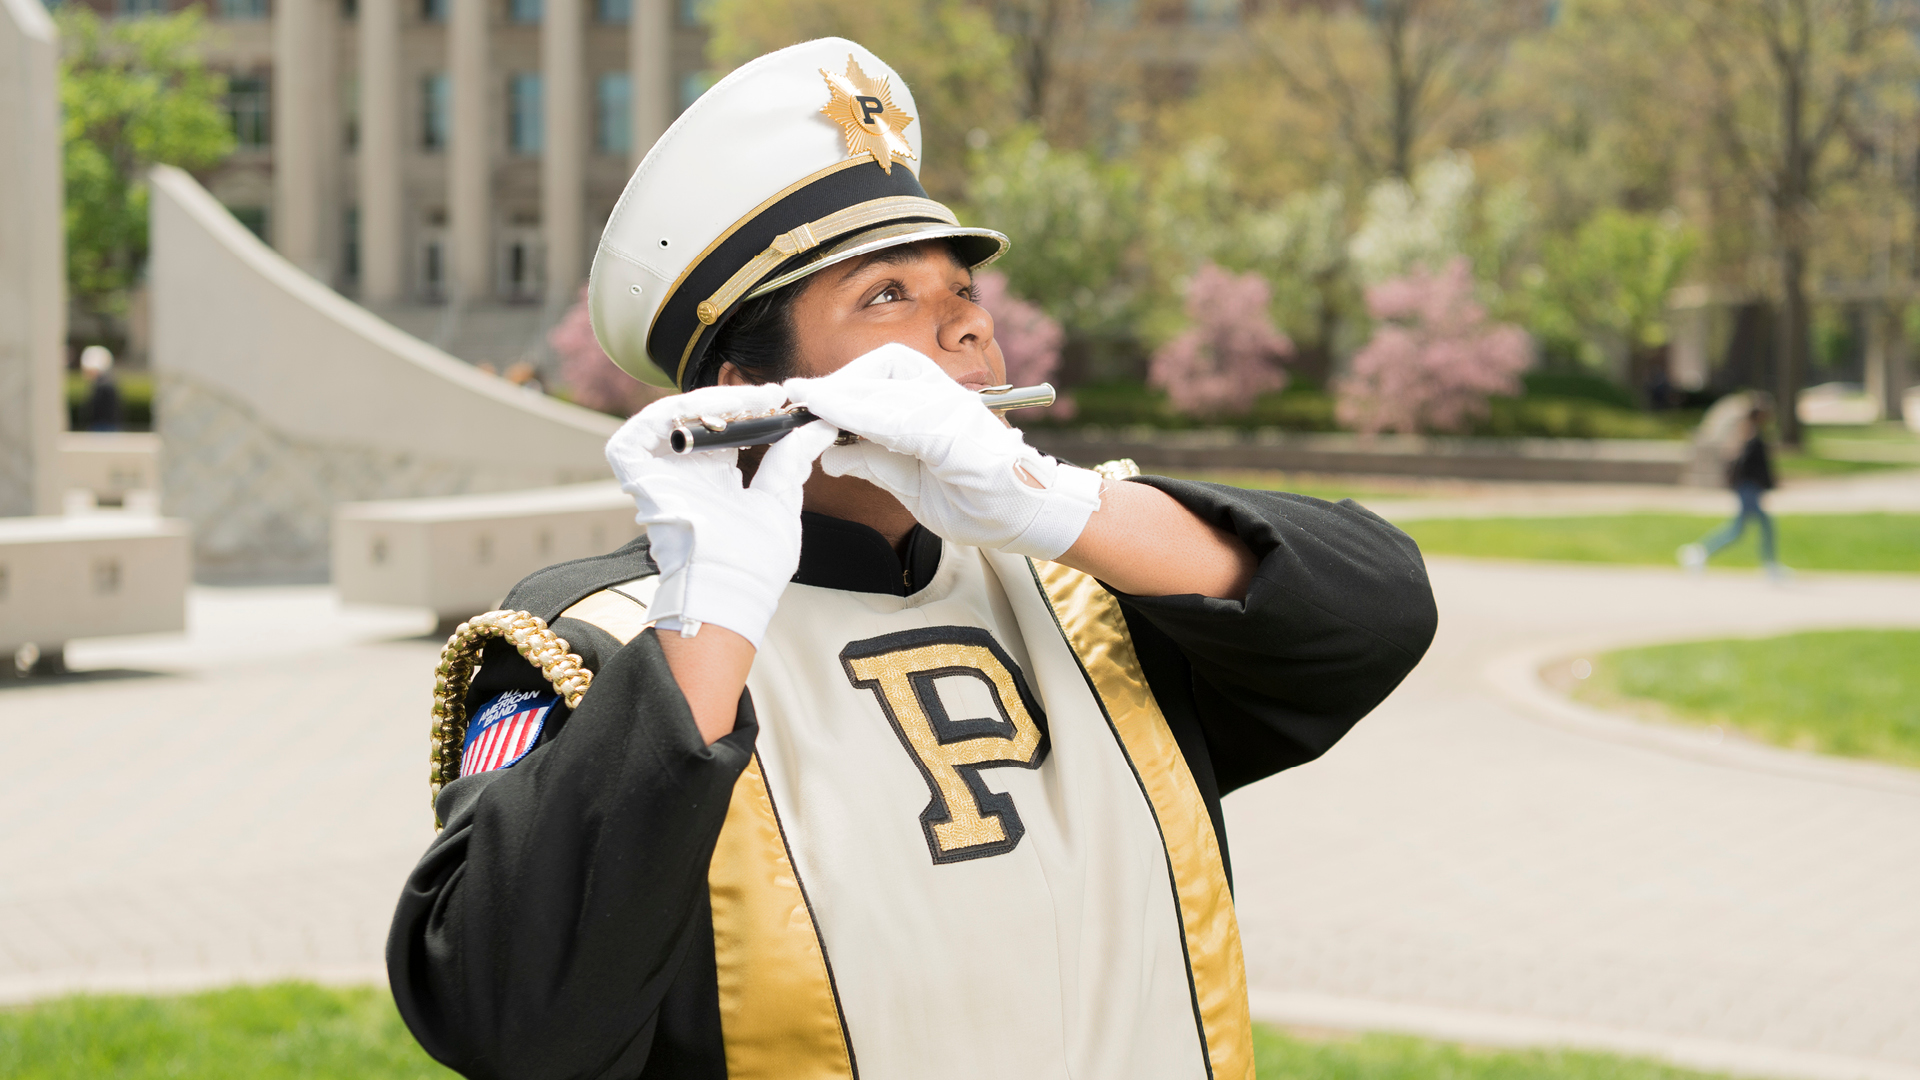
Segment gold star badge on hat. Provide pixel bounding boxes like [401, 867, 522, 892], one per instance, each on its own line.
[819, 56, 916, 174]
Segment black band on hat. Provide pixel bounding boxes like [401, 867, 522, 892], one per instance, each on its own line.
[650, 159, 936, 390]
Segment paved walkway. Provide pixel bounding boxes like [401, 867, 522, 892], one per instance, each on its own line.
[1356, 466, 1920, 521]
[4, 558, 1919, 1079]
[1233, 560, 1920, 1080]
[0, 591, 435, 1000]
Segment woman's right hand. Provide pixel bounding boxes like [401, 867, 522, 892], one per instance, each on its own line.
[605, 387, 836, 740]
[605, 384, 836, 646]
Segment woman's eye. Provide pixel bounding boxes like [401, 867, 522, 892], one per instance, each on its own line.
[866, 285, 904, 307]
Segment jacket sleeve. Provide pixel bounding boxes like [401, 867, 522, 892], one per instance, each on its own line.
[1114, 477, 1438, 794]
[387, 628, 753, 1080]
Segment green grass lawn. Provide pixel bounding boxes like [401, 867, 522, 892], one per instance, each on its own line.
[0, 984, 454, 1080]
[1575, 629, 1920, 767]
[1779, 422, 1920, 477]
[1254, 1027, 1728, 1080]
[1401, 512, 1920, 573]
[1, 982, 1735, 1080]
[1158, 469, 1434, 505]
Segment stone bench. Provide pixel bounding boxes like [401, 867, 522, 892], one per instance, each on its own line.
[0, 514, 191, 673]
[60, 431, 160, 507]
[332, 482, 642, 626]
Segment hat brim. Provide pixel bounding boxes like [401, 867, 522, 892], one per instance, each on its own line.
[744, 221, 1009, 301]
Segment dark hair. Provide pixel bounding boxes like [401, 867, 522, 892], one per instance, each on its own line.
[691, 278, 806, 388]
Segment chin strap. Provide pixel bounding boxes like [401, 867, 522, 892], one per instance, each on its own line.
[430, 610, 593, 825]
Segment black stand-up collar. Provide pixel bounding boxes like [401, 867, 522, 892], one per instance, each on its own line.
[793, 511, 944, 596]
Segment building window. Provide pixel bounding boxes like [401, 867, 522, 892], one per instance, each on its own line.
[422, 73, 450, 150]
[228, 74, 270, 148]
[1186, 0, 1236, 25]
[423, 240, 444, 300]
[509, 0, 541, 22]
[343, 206, 360, 284]
[120, 0, 168, 14]
[422, 0, 447, 21]
[596, 0, 628, 22]
[679, 71, 712, 111]
[216, 0, 269, 17]
[596, 72, 630, 155]
[509, 73, 543, 156]
[343, 76, 358, 150]
[227, 206, 269, 242]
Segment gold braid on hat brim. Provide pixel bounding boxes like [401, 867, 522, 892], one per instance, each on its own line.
[430, 610, 593, 825]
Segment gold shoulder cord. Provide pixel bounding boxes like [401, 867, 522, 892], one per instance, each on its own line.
[429, 610, 593, 823]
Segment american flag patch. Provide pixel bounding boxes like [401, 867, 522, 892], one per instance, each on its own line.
[460, 688, 557, 777]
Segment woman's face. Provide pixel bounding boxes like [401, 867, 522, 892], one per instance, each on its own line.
[784, 240, 1007, 388]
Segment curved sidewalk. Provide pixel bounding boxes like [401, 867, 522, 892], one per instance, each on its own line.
[1234, 558, 1920, 1080]
[2, 561, 1917, 1079]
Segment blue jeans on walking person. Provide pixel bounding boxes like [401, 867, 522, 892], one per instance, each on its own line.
[1703, 482, 1777, 564]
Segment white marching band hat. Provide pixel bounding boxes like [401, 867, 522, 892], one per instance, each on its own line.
[589, 38, 1009, 390]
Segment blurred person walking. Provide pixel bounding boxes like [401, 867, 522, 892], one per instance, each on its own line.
[1680, 405, 1787, 580]
[77, 345, 122, 432]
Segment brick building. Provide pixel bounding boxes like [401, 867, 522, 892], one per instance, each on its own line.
[66, 0, 708, 317]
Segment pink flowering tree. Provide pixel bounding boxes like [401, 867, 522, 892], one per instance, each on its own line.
[1336, 257, 1531, 435]
[1148, 263, 1294, 419]
[549, 287, 669, 417]
[973, 270, 1077, 421]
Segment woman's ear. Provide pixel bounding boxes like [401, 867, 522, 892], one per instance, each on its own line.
[716, 361, 749, 387]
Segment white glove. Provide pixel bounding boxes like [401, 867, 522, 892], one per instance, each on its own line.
[783, 344, 1102, 560]
[604, 384, 838, 646]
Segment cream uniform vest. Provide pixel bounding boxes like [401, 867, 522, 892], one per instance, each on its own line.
[698, 544, 1253, 1080]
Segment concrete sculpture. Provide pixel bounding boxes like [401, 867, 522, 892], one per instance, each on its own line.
[149, 167, 621, 582]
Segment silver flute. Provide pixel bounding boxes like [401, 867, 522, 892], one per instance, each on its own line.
[668, 382, 1057, 455]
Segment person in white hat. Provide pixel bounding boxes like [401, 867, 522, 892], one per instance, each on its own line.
[390, 38, 1435, 1080]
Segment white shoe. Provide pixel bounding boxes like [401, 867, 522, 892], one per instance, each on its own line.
[1678, 543, 1707, 573]
[1766, 562, 1793, 584]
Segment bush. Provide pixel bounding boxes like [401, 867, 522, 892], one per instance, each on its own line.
[974, 271, 1077, 420]
[1046, 377, 1689, 439]
[1336, 257, 1533, 434]
[1148, 263, 1294, 418]
[1472, 396, 1696, 439]
[1521, 370, 1640, 409]
[549, 287, 667, 417]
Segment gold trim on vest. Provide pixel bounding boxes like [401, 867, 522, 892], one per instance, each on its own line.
[708, 755, 856, 1080]
[1030, 559, 1255, 1080]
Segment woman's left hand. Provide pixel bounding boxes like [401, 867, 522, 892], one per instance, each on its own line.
[783, 344, 1103, 560]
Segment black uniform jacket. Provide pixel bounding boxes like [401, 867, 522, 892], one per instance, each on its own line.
[388, 477, 1438, 1080]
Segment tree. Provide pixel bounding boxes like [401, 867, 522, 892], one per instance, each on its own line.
[1348, 152, 1479, 285]
[704, 0, 1020, 200]
[1337, 257, 1531, 434]
[60, 8, 234, 324]
[1524, 207, 1696, 385]
[1348, 152, 1532, 309]
[965, 127, 1145, 340]
[1148, 263, 1294, 419]
[1241, 0, 1548, 183]
[987, 0, 1081, 127]
[1657, 0, 1920, 445]
[1144, 138, 1353, 385]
